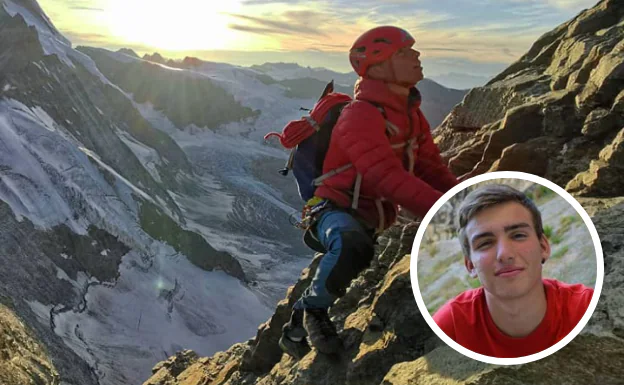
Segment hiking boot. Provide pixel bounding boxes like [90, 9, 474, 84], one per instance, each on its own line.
[303, 308, 343, 354]
[279, 309, 311, 359]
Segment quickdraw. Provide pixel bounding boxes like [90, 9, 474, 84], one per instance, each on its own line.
[296, 197, 330, 230]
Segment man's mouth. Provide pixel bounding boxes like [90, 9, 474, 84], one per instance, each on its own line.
[495, 267, 524, 277]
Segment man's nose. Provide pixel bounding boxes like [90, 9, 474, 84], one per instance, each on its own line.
[496, 238, 515, 262]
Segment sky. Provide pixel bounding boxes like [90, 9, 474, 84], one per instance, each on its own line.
[38, 0, 600, 78]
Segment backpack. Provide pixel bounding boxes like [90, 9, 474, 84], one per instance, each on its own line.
[265, 80, 397, 206]
[264, 81, 347, 202]
[265, 80, 420, 236]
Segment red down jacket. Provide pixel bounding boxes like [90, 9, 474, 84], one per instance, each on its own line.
[314, 77, 459, 231]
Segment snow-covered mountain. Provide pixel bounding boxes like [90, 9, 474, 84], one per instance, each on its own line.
[244, 61, 467, 129]
[140, 54, 467, 129]
[0, 1, 465, 384]
[249, 62, 358, 87]
[0, 1, 310, 384]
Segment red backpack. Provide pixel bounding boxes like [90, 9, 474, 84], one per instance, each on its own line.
[265, 81, 410, 230]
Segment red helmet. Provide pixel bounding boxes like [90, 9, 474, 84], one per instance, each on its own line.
[349, 26, 415, 76]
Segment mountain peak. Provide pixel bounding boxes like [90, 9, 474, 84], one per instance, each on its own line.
[117, 48, 139, 58]
[143, 52, 166, 64]
[2, 0, 69, 46]
[182, 56, 204, 67]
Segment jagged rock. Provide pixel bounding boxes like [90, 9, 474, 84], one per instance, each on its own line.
[144, 195, 624, 385]
[610, 89, 624, 127]
[576, 40, 624, 113]
[488, 136, 560, 176]
[146, 345, 251, 385]
[437, 0, 623, 189]
[548, 135, 605, 187]
[376, 225, 405, 268]
[144, 52, 166, 64]
[182, 56, 204, 68]
[381, 335, 624, 385]
[580, 198, 624, 338]
[396, 222, 419, 259]
[238, 254, 323, 373]
[148, 350, 199, 383]
[438, 86, 529, 140]
[117, 48, 139, 58]
[566, 128, 624, 196]
[458, 102, 544, 179]
[0, 303, 59, 385]
[581, 108, 619, 138]
[538, 87, 584, 138]
[344, 255, 435, 385]
[0, 7, 45, 73]
[446, 135, 490, 177]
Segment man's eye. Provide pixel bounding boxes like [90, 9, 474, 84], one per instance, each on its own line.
[513, 233, 527, 239]
[476, 241, 492, 249]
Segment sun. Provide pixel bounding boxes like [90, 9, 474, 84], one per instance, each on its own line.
[103, 0, 244, 51]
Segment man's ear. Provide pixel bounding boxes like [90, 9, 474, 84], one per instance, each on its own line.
[540, 233, 551, 264]
[465, 255, 478, 278]
[366, 61, 389, 80]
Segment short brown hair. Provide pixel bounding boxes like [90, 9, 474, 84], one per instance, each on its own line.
[457, 184, 544, 258]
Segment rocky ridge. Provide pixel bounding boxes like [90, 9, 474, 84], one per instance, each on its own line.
[0, 302, 59, 385]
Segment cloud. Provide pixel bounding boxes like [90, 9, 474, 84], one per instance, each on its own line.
[68, 6, 105, 11]
[418, 47, 470, 53]
[63, 31, 111, 43]
[227, 12, 329, 37]
[315, 42, 351, 50]
[228, 24, 287, 35]
[546, 0, 599, 10]
[240, 0, 317, 4]
[43, 0, 598, 76]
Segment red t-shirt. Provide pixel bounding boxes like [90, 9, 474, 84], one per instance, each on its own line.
[433, 278, 594, 358]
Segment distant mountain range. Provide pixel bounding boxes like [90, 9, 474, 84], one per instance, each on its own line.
[428, 72, 492, 90]
[138, 53, 467, 129]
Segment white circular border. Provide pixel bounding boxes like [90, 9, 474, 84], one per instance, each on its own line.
[410, 171, 604, 365]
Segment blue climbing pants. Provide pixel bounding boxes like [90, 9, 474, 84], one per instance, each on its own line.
[294, 209, 375, 310]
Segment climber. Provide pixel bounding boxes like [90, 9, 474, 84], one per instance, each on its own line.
[278, 26, 459, 358]
[433, 184, 594, 358]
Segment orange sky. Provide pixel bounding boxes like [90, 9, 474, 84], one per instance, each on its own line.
[37, 0, 599, 75]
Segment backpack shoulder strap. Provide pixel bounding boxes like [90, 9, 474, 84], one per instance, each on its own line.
[362, 101, 400, 137]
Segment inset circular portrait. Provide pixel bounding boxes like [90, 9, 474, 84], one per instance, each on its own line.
[410, 171, 603, 365]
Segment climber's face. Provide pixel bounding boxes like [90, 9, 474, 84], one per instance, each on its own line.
[366, 46, 423, 86]
[389, 47, 423, 85]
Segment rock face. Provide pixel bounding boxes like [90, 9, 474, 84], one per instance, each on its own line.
[143, 197, 624, 385]
[143, 1, 624, 384]
[435, 0, 624, 193]
[0, 303, 59, 385]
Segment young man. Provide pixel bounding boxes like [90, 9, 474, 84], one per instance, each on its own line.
[279, 26, 459, 358]
[433, 184, 594, 358]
